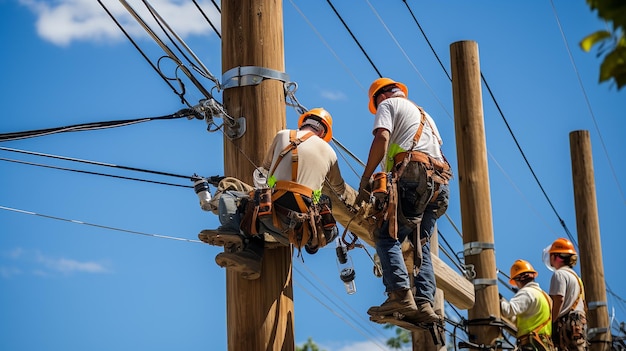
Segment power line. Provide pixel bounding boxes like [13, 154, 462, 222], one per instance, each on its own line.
[192, 0, 221, 38]
[0, 205, 202, 243]
[324, 0, 382, 78]
[0, 110, 198, 142]
[0, 157, 192, 189]
[97, 0, 192, 106]
[0, 146, 213, 182]
[549, 0, 625, 205]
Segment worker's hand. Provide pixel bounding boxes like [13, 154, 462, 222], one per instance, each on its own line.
[341, 186, 357, 208]
[355, 176, 372, 207]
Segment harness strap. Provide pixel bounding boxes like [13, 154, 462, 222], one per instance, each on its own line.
[529, 286, 553, 335]
[563, 269, 586, 315]
[393, 151, 451, 173]
[268, 130, 315, 183]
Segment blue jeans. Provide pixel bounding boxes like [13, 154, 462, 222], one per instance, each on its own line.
[376, 182, 449, 304]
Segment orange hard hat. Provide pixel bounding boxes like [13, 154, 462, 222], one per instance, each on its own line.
[549, 238, 577, 255]
[368, 77, 408, 114]
[298, 107, 333, 142]
[509, 259, 537, 285]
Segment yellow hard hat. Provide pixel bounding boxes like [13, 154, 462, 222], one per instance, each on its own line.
[549, 238, 577, 255]
[368, 77, 408, 114]
[509, 259, 537, 285]
[298, 107, 333, 142]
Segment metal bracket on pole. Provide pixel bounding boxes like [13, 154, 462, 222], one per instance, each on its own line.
[198, 98, 246, 139]
[222, 66, 290, 89]
[587, 301, 607, 310]
[462, 264, 477, 280]
[472, 278, 497, 290]
[225, 117, 246, 139]
[463, 242, 495, 256]
[587, 327, 609, 339]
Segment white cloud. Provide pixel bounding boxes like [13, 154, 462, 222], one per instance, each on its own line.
[320, 89, 348, 101]
[336, 340, 391, 351]
[37, 254, 110, 274]
[0, 266, 23, 278]
[0, 247, 110, 277]
[19, 0, 221, 47]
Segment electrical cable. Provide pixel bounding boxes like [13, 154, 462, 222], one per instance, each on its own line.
[324, 0, 382, 78]
[287, 0, 366, 93]
[118, 0, 214, 100]
[0, 205, 202, 243]
[192, 0, 221, 38]
[142, 0, 221, 87]
[0, 111, 195, 142]
[0, 146, 212, 182]
[0, 157, 192, 189]
[292, 278, 389, 351]
[96, 0, 191, 106]
[481, 76, 577, 246]
[549, 0, 625, 206]
[295, 261, 390, 345]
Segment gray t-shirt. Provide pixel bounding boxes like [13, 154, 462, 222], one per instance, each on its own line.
[549, 266, 585, 317]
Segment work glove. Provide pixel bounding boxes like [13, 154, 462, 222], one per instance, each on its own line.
[355, 176, 372, 207]
[340, 186, 358, 209]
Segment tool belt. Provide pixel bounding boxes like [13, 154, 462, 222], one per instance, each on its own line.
[518, 332, 555, 351]
[393, 150, 452, 185]
[240, 181, 337, 254]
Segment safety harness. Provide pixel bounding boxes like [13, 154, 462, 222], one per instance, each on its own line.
[368, 105, 453, 241]
[245, 130, 336, 254]
[554, 269, 587, 343]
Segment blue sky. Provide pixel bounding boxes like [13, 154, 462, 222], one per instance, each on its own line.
[1, 1, 625, 350]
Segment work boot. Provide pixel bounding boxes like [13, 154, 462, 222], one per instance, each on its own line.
[367, 288, 418, 316]
[405, 302, 441, 324]
[198, 228, 244, 252]
[214, 249, 262, 280]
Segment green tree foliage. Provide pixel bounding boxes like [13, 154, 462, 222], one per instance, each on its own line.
[296, 337, 325, 351]
[580, 0, 626, 90]
[384, 324, 412, 350]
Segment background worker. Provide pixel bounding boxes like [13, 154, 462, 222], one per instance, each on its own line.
[204, 108, 356, 280]
[545, 238, 589, 351]
[501, 259, 555, 351]
[356, 77, 451, 323]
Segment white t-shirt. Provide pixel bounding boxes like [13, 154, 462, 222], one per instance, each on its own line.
[373, 97, 444, 171]
[263, 129, 343, 193]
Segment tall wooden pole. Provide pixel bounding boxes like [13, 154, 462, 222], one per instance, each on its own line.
[569, 130, 610, 351]
[221, 1, 294, 350]
[450, 40, 501, 346]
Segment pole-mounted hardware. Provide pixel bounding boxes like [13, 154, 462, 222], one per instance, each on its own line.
[222, 66, 290, 89]
[218, 66, 290, 139]
[463, 241, 495, 256]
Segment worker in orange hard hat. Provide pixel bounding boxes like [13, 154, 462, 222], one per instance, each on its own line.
[544, 238, 589, 351]
[357, 77, 453, 325]
[200, 108, 356, 280]
[501, 259, 555, 351]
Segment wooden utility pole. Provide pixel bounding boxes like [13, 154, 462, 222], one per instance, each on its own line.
[450, 40, 501, 347]
[569, 130, 611, 351]
[221, 1, 294, 350]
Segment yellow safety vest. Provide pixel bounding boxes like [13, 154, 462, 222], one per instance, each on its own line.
[517, 286, 552, 337]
